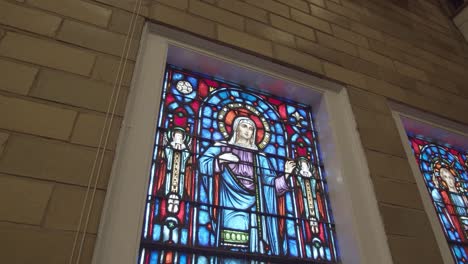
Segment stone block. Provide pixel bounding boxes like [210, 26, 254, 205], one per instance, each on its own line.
[150, 3, 216, 39]
[0, 32, 95, 76]
[378, 66, 418, 91]
[246, 19, 295, 48]
[276, 0, 309, 11]
[273, 44, 323, 74]
[190, 0, 244, 31]
[341, 0, 368, 15]
[368, 38, 405, 61]
[57, 20, 139, 60]
[296, 37, 342, 64]
[0, 132, 8, 157]
[347, 86, 390, 114]
[0, 95, 77, 140]
[325, 0, 361, 21]
[366, 77, 408, 104]
[92, 55, 135, 87]
[0, 0, 61, 36]
[350, 22, 384, 41]
[401, 52, 435, 74]
[217, 25, 273, 57]
[309, 0, 325, 7]
[358, 47, 394, 69]
[244, 0, 290, 18]
[0, 174, 53, 225]
[32, 69, 127, 115]
[380, 204, 433, 238]
[387, 235, 443, 264]
[426, 74, 459, 96]
[291, 8, 332, 34]
[0, 58, 38, 95]
[44, 184, 105, 234]
[309, 4, 350, 28]
[332, 24, 369, 48]
[317, 31, 358, 56]
[353, 106, 406, 157]
[337, 53, 380, 79]
[29, 0, 112, 27]
[394, 61, 429, 82]
[71, 112, 122, 149]
[155, 0, 188, 10]
[373, 178, 424, 210]
[367, 150, 416, 189]
[323, 62, 367, 88]
[109, 8, 145, 37]
[96, 0, 149, 16]
[0, 134, 113, 188]
[414, 82, 451, 104]
[217, 0, 268, 23]
[0, 222, 95, 264]
[271, 14, 316, 41]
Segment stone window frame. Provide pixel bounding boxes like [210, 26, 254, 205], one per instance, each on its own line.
[91, 22, 393, 264]
[392, 102, 468, 264]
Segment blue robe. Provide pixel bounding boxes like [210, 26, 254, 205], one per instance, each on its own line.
[198, 142, 283, 255]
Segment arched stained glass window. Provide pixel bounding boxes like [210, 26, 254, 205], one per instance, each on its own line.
[138, 64, 338, 263]
[409, 136, 468, 263]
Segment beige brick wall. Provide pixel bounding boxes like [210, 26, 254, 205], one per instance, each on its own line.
[1, 0, 467, 263]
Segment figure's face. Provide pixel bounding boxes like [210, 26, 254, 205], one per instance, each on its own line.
[173, 132, 183, 144]
[300, 161, 312, 177]
[440, 168, 456, 190]
[237, 121, 254, 141]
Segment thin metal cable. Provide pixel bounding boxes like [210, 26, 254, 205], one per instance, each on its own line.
[75, 1, 144, 263]
[68, 0, 143, 263]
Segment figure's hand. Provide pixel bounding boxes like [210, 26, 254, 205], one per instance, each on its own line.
[218, 153, 240, 163]
[285, 160, 296, 175]
[172, 142, 185, 150]
[309, 217, 319, 234]
[167, 194, 180, 213]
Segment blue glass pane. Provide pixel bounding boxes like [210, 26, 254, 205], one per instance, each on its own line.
[187, 76, 197, 87]
[149, 251, 159, 264]
[173, 73, 183, 81]
[153, 224, 161, 241]
[198, 226, 210, 246]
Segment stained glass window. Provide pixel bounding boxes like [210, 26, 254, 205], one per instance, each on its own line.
[138, 64, 338, 263]
[409, 136, 468, 263]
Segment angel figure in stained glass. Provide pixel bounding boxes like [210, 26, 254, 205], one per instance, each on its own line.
[296, 158, 320, 235]
[198, 116, 296, 255]
[162, 127, 192, 214]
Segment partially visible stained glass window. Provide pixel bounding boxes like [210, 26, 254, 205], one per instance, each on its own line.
[138, 64, 338, 263]
[409, 136, 468, 263]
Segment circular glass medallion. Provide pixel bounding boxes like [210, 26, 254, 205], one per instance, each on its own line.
[176, 80, 193, 94]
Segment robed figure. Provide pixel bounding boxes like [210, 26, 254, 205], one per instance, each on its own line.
[198, 116, 296, 255]
[432, 165, 468, 241]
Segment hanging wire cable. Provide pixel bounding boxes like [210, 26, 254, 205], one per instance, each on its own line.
[68, 0, 144, 263]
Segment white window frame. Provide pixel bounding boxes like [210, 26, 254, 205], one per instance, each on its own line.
[392, 102, 468, 264]
[92, 23, 393, 264]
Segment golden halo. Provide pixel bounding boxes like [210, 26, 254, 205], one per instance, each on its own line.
[217, 103, 271, 149]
